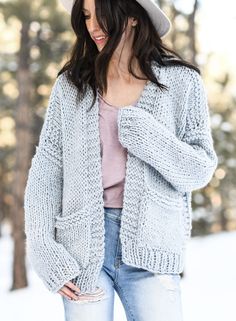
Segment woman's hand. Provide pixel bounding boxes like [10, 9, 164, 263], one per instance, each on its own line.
[58, 281, 106, 302]
[58, 281, 81, 300]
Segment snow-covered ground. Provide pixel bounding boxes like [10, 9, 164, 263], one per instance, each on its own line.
[1, 221, 236, 321]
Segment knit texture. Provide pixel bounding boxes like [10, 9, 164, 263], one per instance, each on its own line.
[24, 60, 218, 294]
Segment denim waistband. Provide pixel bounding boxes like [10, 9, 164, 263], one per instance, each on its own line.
[104, 207, 122, 211]
[104, 207, 122, 221]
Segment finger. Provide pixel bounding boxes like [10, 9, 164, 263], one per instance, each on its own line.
[65, 281, 81, 293]
[77, 292, 105, 302]
[61, 286, 80, 301]
[78, 293, 104, 300]
[58, 290, 72, 300]
[77, 288, 105, 300]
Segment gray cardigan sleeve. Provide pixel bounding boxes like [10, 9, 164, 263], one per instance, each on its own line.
[117, 70, 218, 193]
[24, 76, 82, 293]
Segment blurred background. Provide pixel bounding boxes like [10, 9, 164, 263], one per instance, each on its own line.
[0, 0, 235, 320]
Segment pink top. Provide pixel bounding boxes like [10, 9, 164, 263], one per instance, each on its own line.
[98, 93, 138, 208]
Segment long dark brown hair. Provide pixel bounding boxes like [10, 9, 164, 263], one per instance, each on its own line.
[58, 0, 200, 109]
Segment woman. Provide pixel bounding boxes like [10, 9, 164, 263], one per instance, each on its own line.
[24, 0, 218, 320]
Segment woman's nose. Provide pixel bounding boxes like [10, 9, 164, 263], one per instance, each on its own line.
[87, 15, 100, 32]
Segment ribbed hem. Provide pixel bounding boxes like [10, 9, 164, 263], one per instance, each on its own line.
[73, 260, 104, 293]
[121, 240, 185, 274]
[50, 269, 82, 294]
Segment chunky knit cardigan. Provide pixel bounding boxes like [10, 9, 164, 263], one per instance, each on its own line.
[24, 60, 218, 294]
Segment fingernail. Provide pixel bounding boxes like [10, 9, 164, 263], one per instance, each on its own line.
[74, 291, 81, 295]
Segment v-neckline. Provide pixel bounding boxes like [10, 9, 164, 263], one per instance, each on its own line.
[98, 91, 139, 109]
[97, 78, 151, 109]
[91, 60, 161, 114]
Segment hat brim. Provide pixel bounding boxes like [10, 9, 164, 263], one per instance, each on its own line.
[136, 0, 171, 37]
[60, 0, 171, 37]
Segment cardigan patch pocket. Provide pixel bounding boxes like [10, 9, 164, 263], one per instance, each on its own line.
[54, 209, 91, 268]
[137, 187, 185, 253]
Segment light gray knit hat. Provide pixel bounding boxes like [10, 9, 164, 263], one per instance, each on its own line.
[60, 0, 172, 37]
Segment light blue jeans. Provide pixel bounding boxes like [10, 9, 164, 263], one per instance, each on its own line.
[62, 207, 184, 321]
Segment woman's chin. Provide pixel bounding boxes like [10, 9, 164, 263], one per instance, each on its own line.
[97, 44, 106, 51]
